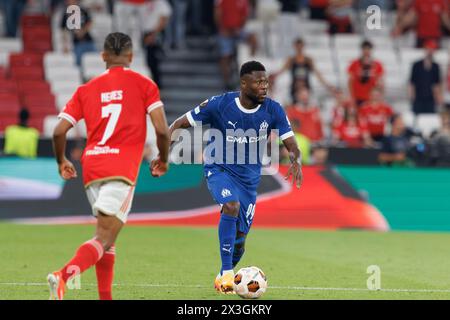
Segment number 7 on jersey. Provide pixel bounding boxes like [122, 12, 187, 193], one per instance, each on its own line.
[98, 103, 122, 145]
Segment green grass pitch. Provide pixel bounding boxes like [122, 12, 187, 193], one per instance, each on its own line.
[1, 223, 450, 300]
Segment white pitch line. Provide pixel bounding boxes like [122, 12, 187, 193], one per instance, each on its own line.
[1, 282, 450, 293]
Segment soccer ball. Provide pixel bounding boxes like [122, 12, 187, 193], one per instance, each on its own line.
[233, 266, 268, 299]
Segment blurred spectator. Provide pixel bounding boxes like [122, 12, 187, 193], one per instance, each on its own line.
[61, 0, 96, 66]
[214, 0, 250, 90]
[277, 0, 301, 48]
[358, 87, 394, 142]
[4, 109, 39, 159]
[392, 0, 450, 48]
[114, 0, 148, 37]
[409, 40, 443, 115]
[378, 114, 414, 166]
[0, 0, 27, 37]
[279, 118, 311, 165]
[332, 107, 373, 148]
[326, 0, 354, 35]
[286, 87, 324, 142]
[141, 0, 172, 88]
[331, 88, 355, 128]
[272, 38, 335, 103]
[347, 40, 384, 106]
[309, 0, 329, 20]
[166, 0, 188, 50]
[392, 0, 413, 37]
[428, 111, 450, 166]
[358, 0, 390, 10]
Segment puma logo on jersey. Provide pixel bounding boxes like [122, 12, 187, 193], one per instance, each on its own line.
[227, 121, 237, 129]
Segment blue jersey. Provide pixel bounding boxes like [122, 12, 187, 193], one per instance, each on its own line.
[186, 92, 293, 187]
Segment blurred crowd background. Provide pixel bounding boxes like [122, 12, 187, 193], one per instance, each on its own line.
[0, 0, 450, 168]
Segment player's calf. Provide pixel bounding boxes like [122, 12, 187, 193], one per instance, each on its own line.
[232, 232, 246, 268]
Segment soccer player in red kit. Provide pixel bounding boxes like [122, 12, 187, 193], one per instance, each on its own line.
[47, 32, 170, 300]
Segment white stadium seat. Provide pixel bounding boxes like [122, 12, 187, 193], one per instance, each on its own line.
[0, 38, 22, 53]
[416, 114, 441, 138]
[44, 116, 87, 138]
[56, 93, 73, 111]
[46, 67, 82, 83]
[50, 80, 81, 96]
[44, 52, 76, 68]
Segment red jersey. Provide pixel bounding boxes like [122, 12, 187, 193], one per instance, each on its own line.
[215, 0, 249, 30]
[414, 0, 447, 38]
[332, 100, 354, 129]
[358, 102, 393, 137]
[286, 106, 324, 142]
[333, 122, 369, 148]
[59, 66, 163, 187]
[348, 59, 384, 102]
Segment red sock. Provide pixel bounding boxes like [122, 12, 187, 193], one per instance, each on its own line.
[60, 239, 104, 283]
[95, 245, 115, 300]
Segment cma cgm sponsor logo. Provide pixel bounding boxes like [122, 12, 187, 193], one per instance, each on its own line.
[226, 134, 268, 144]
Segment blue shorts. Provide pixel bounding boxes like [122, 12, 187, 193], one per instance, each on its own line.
[205, 167, 257, 234]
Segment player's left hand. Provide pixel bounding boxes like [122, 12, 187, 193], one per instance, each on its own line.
[58, 159, 77, 180]
[285, 161, 303, 189]
[150, 157, 169, 177]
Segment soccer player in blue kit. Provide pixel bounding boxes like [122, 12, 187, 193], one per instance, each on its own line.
[166, 61, 303, 294]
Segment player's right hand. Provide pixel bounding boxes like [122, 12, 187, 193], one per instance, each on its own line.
[150, 157, 169, 177]
[58, 159, 77, 180]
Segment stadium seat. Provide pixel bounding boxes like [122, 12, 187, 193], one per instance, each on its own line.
[44, 52, 76, 68]
[21, 15, 50, 27]
[17, 80, 51, 95]
[0, 38, 22, 54]
[333, 34, 363, 51]
[56, 93, 73, 111]
[401, 110, 415, 128]
[50, 80, 80, 96]
[43, 115, 87, 138]
[0, 101, 20, 119]
[45, 67, 82, 83]
[10, 66, 44, 81]
[416, 114, 441, 138]
[9, 53, 43, 68]
[0, 80, 17, 94]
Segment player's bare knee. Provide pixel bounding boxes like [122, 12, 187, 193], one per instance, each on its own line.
[222, 202, 240, 217]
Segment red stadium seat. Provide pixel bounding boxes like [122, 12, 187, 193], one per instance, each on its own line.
[0, 117, 18, 133]
[9, 53, 43, 68]
[27, 117, 44, 132]
[23, 93, 56, 115]
[17, 80, 51, 95]
[23, 41, 52, 54]
[0, 80, 18, 94]
[0, 93, 21, 116]
[10, 66, 44, 80]
[21, 15, 50, 28]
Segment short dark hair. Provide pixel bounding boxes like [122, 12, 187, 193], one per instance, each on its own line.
[294, 38, 304, 46]
[240, 61, 266, 78]
[104, 32, 132, 56]
[361, 40, 373, 49]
